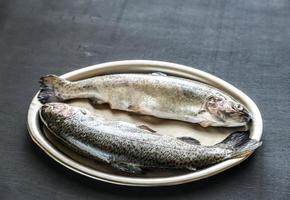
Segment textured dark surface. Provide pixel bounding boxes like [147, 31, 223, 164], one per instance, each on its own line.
[0, 0, 289, 199]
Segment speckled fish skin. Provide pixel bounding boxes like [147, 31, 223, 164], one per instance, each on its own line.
[38, 73, 251, 127]
[40, 103, 261, 174]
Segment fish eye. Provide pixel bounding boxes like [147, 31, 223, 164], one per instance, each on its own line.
[235, 104, 244, 111]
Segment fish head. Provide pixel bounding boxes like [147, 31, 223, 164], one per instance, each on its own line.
[204, 95, 251, 127]
[40, 103, 79, 124]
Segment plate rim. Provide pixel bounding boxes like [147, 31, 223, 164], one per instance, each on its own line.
[27, 60, 263, 187]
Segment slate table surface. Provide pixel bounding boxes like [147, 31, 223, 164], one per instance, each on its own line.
[0, 0, 289, 199]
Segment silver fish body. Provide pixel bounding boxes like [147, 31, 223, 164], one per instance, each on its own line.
[38, 73, 251, 127]
[40, 103, 261, 174]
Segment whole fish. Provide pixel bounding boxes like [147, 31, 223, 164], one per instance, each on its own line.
[40, 103, 261, 174]
[38, 73, 251, 127]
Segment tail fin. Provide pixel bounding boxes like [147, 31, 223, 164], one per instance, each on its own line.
[38, 75, 69, 104]
[216, 131, 262, 158]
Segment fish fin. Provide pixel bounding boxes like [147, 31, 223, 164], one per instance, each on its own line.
[89, 98, 105, 105]
[151, 72, 168, 76]
[216, 131, 262, 158]
[200, 121, 212, 127]
[216, 131, 251, 148]
[38, 75, 68, 104]
[177, 136, 201, 145]
[186, 166, 197, 171]
[128, 105, 144, 113]
[111, 162, 143, 174]
[197, 109, 206, 114]
[231, 139, 262, 158]
[137, 125, 157, 133]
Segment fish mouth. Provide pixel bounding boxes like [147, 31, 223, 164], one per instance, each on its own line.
[241, 109, 252, 124]
[240, 109, 251, 123]
[215, 107, 252, 127]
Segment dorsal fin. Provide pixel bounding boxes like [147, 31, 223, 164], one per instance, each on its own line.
[177, 136, 201, 145]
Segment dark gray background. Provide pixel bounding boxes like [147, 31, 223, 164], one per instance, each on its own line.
[0, 0, 289, 199]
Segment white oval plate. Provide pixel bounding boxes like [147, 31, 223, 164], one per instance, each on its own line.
[27, 60, 263, 186]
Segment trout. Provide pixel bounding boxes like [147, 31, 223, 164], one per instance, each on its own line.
[38, 73, 251, 127]
[40, 103, 261, 174]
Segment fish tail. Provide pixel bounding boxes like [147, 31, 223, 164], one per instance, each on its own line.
[231, 138, 262, 158]
[38, 75, 70, 104]
[217, 131, 262, 158]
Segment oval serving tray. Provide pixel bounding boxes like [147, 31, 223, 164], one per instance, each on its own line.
[27, 60, 263, 186]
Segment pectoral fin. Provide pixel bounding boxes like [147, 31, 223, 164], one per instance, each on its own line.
[198, 109, 206, 114]
[137, 125, 157, 133]
[89, 98, 105, 105]
[111, 162, 143, 174]
[128, 105, 144, 114]
[200, 121, 212, 127]
[177, 136, 201, 145]
[151, 72, 168, 76]
[186, 166, 197, 171]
